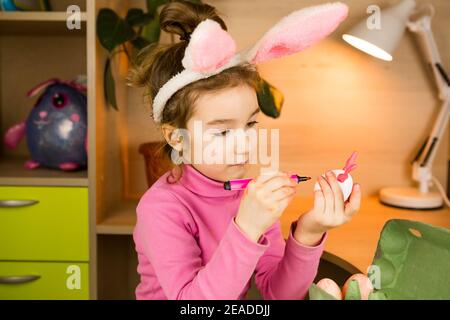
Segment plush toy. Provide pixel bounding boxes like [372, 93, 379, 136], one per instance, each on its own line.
[314, 151, 358, 201]
[0, 0, 50, 11]
[4, 78, 88, 171]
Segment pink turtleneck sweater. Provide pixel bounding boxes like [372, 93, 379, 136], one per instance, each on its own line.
[133, 164, 327, 300]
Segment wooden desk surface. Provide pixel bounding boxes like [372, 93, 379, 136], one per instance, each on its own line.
[281, 195, 450, 273]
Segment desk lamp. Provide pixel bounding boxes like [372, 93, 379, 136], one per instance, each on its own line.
[343, 0, 450, 209]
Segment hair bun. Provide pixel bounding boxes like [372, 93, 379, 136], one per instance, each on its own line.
[179, 30, 191, 41]
[160, 0, 227, 41]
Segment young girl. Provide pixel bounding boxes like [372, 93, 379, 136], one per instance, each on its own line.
[129, 0, 360, 300]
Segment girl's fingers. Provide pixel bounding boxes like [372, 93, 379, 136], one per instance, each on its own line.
[325, 171, 345, 213]
[267, 191, 294, 213]
[318, 175, 334, 213]
[271, 186, 296, 201]
[261, 174, 295, 193]
[344, 183, 361, 218]
[313, 189, 325, 214]
[276, 190, 296, 211]
[255, 171, 283, 185]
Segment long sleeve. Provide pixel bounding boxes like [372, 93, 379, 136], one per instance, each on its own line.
[135, 191, 272, 300]
[254, 219, 327, 300]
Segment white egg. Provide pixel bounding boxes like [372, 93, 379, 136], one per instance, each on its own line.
[314, 169, 353, 202]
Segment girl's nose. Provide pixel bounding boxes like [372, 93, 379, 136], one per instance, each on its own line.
[39, 111, 48, 119]
[233, 131, 252, 157]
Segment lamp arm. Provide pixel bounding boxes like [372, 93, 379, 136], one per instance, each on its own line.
[411, 98, 450, 192]
[407, 16, 449, 100]
[407, 16, 450, 192]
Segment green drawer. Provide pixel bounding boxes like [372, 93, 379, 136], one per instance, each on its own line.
[0, 261, 89, 300]
[0, 186, 89, 261]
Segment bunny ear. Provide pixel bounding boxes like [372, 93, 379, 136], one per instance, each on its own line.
[182, 19, 237, 73]
[244, 2, 349, 64]
[27, 78, 59, 98]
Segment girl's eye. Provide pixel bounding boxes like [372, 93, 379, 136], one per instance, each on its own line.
[214, 129, 230, 137]
[247, 121, 259, 128]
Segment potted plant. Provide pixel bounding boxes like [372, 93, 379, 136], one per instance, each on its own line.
[96, 0, 190, 110]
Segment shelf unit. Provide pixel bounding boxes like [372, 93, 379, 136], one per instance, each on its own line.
[96, 199, 137, 235]
[0, 11, 87, 21]
[0, 5, 89, 187]
[0, 11, 87, 36]
[1, 0, 159, 300]
[0, 0, 98, 299]
[92, 0, 146, 299]
[0, 154, 88, 187]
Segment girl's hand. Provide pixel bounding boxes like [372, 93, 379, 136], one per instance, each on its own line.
[235, 172, 297, 242]
[295, 171, 361, 246]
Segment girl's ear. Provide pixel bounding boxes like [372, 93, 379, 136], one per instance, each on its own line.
[244, 2, 349, 65]
[182, 19, 237, 73]
[161, 124, 183, 151]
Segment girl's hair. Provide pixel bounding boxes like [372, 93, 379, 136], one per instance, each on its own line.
[127, 0, 262, 182]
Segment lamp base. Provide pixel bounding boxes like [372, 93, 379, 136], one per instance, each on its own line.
[379, 187, 444, 210]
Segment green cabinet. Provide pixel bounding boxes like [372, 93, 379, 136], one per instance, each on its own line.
[0, 261, 89, 300]
[0, 186, 89, 261]
[0, 186, 90, 299]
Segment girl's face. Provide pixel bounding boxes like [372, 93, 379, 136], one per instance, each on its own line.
[184, 85, 260, 182]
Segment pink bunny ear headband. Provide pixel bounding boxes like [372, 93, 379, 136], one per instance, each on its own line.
[152, 2, 349, 124]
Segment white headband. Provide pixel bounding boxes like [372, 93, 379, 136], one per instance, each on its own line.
[152, 2, 349, 124]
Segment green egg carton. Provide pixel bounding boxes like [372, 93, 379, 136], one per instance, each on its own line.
[309, 219, 450, 300]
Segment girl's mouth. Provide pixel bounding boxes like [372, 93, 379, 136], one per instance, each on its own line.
[229, 159, 249, 167]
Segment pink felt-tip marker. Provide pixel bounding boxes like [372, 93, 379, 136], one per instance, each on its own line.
[224, 174, 311, 191]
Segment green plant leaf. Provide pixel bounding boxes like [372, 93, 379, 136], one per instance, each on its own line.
[257, 79, 284, 118]
[126, 8, 154, 27]
[142, 14, 161, 44]
[97, 8, 135, 52]
[146, 0, 168, 16]
[131, 36, 152, 51]
[104, 58, 118, 110]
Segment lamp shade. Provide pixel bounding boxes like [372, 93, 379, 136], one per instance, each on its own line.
[343, 0, 417, 61]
